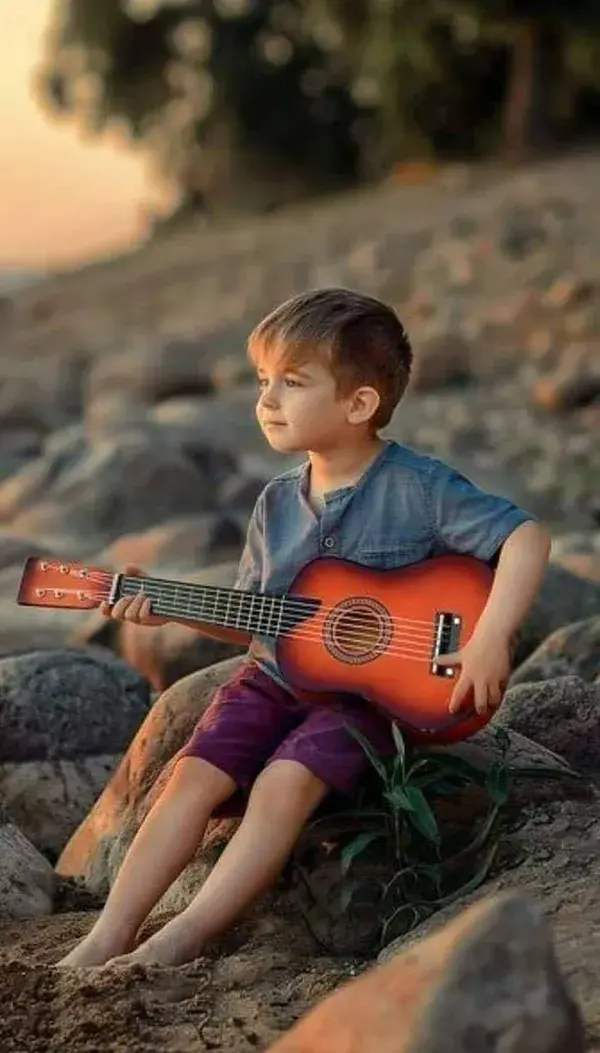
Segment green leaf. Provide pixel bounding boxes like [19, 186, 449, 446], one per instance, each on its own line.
[340, 830, 385, 878]
[509, 763, 583, 783]
[485, 760, 511, 805]
[409, 754, 488, 789]
[383, 785, 416, 812]
[391, 721, 407, 776]
[344, 722, 389, 784]
[430, 841, 499, 908]
[339, 879, 362, 914]
[443, 804, 500, 866]
[381, 901, 424, 945]
[403, 785, 441, 845]
[492, 726, 511, 756]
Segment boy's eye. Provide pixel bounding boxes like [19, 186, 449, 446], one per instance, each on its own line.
[284, 377, 300, 387]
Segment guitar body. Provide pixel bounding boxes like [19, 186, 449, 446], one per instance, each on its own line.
[276, 555, 494, 743]
[17, 552, 496, 743]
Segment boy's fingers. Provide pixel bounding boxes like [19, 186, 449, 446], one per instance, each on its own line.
[436, 651, 461, 666]
[123, 563, 144, 577]
[125, 593, 147, 620]
[487, 682, 503, 711]
[448, 674, 470, 714]
[474, 681, 489, 715]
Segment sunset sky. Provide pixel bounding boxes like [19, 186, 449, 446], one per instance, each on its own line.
[0, 0, 158, 270]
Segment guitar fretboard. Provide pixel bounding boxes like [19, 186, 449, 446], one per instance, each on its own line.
[118, 575, 319, 636]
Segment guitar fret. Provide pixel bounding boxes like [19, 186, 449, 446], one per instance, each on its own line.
[212, 588, 220, 624]
[118, 575, 316, 638]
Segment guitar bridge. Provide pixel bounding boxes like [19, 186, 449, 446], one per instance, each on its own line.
[431, 611, 462, 677]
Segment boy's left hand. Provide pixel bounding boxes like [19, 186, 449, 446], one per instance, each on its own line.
[435, 632, 512, 716]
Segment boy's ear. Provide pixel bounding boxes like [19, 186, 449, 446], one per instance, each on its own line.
[347, 385, 380, 425]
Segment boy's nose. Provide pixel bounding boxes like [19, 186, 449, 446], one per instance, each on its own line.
[260, 387, 279, 409]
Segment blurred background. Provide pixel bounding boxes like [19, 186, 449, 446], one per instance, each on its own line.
[0, 0, 598, 661]
[5, 0, 600, 273]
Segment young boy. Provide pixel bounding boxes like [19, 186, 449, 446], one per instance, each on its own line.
[59, 288, 551, 969]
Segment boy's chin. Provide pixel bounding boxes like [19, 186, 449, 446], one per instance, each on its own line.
[264, 428, 301, 452]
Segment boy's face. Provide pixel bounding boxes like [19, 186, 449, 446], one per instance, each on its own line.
[255, 356, 361, 453]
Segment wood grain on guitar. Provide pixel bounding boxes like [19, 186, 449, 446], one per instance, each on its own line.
[17, 554, 495, 744]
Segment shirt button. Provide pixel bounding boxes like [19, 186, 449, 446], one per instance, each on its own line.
[323, 536, 335, 549]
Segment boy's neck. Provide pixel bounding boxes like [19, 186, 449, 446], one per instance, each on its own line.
[307, 435, 386, 500]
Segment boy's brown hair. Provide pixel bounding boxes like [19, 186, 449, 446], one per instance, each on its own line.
[247, 288, 413, 429]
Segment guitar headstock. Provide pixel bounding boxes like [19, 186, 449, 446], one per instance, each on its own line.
[17, 557, 113, 610]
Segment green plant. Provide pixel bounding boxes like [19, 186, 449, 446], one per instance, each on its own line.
[295, 720, 567, 952]
[337, 721, 514, 946]
[293, 720, 583, 952]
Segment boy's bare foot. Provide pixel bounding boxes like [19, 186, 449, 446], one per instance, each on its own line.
[56, 927, 136, 968]
[107, 918, 202, 968]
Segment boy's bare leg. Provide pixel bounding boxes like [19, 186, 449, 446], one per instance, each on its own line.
[57, 757, 236, 967]
[109, 759, 328, 967]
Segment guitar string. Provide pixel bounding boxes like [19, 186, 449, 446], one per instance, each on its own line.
[38, 577, 444, 648]
[35, 582, 461, 665]
[74, 570, 460, 638]
[116, 574, 442, 630]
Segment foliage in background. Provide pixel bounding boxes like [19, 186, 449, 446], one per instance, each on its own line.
[36, 1, 600, 214]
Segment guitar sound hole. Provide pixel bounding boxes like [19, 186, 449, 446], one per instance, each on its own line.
[324, 597, 392, 665]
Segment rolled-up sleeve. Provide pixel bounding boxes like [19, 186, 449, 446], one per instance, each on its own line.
[426, 465, 536, 563]
[234, 492, 265, 592]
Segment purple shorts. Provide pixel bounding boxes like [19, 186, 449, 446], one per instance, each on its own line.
[178, 660, 394, 815]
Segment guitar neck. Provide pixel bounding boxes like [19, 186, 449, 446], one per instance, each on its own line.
[116, 573, 318, 637]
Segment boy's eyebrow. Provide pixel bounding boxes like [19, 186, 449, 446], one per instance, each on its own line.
[256, 363, 312, 377]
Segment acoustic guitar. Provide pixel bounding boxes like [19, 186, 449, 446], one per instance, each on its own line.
[17, 553, 496, 744]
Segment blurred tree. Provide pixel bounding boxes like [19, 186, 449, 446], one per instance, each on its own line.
[434, 0, 600, 160]
[35, 0, 368, 213]
[36, 0, 600, 216]
[309, 0, 600, 165]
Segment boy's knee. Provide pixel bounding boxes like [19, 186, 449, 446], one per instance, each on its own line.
[250, 759, 328, 817]
[167, 755, 236, 807]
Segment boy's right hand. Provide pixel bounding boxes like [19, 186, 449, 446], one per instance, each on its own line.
[99, 563, 168, 627]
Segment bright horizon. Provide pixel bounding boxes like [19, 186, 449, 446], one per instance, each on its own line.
[0, 1, 167, 271]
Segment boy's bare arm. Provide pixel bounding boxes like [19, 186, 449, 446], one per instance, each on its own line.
[471, 519, 552, 643]
[437, 520, 552, 714]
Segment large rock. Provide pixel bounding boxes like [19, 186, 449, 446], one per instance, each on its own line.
[56, 655, 245, 895]
[0, 755, 120, 860]
[510, 616, 600, 686]
[0, 648, 151, 855]
[7, 433, 225, 554]
[0, 805, 55, 919]
[496, 677, 600, 774]
[84, 336, 214, 406]
[0, 423, 86, 522]
[94, 514, 244, 573]
[267, 891, 584, 1053]
[0, 646, 150, 764]
[513, 563, 600, 666]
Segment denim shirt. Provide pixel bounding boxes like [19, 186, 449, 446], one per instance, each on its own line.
[234, 439, 535, 690]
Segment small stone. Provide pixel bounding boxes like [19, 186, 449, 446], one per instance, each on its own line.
[541, 276, 594, 309]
